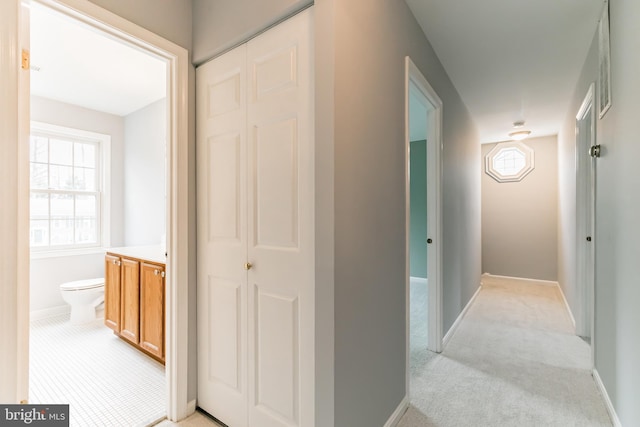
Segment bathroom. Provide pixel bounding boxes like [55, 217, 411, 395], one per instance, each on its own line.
[28, 3, 169, 426]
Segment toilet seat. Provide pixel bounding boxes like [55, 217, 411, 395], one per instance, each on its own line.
[60, 278, 104, 291]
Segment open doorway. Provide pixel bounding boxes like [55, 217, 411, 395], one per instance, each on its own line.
[28, 2, 168, 424]
[13, 0, 192, 423]
[405, 56, 443, 393]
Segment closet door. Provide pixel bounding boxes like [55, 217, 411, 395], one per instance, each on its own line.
[246, 9, 313, 427]
[197, 8, 314, 427]
[197, 45, 249, 427]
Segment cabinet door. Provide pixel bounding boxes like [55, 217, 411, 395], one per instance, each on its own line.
[104, 254, 121, 332]
[119, 257, 140, 345]
[140, 262, 165, 360]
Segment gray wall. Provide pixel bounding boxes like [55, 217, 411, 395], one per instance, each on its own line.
[482, 136, 558, 281]
[558, 1, 640, 424]
[88, 0, 192, 50]
[331, 1, 481, 426]
[123, 99, 166, 247]
[192, 0, 312, 64]
[192, 1, 481, 425]
[87, 0, 198, 404]
[30, 96, 124, 313]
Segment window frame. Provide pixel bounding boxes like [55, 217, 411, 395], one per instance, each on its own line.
[485, 141, 535, 183]
[29, 122, 111, 257]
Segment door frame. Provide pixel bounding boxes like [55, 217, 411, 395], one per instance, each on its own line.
[575, 82, 596, 365]
[404, 56, 444, 391]
[3, 0, 192, 420]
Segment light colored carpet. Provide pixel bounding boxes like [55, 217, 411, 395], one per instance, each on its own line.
[399, 275, 612, 427]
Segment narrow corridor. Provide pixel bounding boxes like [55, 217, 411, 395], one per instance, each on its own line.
[400, 275, 611, 427]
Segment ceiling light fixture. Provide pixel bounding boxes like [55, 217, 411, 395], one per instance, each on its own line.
[508, 120, 531, 140]
[508, 130, 531, 140]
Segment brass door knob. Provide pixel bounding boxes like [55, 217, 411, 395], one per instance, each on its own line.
[244, 262, 253, 270]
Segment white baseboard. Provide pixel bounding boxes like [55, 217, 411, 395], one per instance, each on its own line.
[481, 273, 558, 287]
[383, 396, 409, 427]
[187, 399, 197, 416]
[443, 285, 481, 347]
[482, 273, 576, 330]
[30, 305, 70, 321]
[556, 282, 576, 329]
[593, 369, 621, 427]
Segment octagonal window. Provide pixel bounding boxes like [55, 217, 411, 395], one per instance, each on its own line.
[485, 142, 534, 182]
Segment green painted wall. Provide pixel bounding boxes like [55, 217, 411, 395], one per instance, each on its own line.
[410, 140, 427, 279]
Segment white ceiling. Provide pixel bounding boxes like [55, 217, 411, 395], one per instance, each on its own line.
[30, 3, 166, 117]
[405, 0, 605, 143]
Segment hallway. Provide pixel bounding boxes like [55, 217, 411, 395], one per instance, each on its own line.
[400, 275, 611, 427]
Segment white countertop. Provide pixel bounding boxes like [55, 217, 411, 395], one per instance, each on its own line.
[106, 245, 166, 265]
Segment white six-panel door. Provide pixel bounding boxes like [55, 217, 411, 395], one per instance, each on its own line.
[197, 9, 313, 427]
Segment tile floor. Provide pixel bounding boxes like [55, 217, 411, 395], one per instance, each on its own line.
[30, 313, 166, 427]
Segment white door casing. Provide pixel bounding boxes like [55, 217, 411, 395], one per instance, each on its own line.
[197, 9, 314, 427]
[404, 56, 444, 396]
[575, 82, 596, 359]
[7, 0, 191, 419]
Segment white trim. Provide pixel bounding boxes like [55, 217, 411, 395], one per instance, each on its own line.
[405, 56, 444, 400]
[443, 285, 481, 347]
[485, 141, 535, 183]
[593, 369, 622, 427]
[0, 0, 31, 404]
[556, 281, 576, 329]
[20, 0, 192, 421]
[383, 396, 410, 427]
[482, 273, 559, 287]
[30, 246, 106, 260]
[29, 121, 111, 252]
[186, 399, 197, 415]
[481, 273, 578, 332]
[29, 305, 70, 322]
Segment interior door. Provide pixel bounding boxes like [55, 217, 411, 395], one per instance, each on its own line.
[246, 9, 313, 427]
[576, 84, 596, 341]
[197, 8, 313, 427]
[197, 44, 249, 427]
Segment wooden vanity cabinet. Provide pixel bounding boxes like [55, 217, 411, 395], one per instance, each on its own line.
[104, 251, 165, 363]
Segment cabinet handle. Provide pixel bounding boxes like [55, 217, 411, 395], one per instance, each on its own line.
[161, 271, 165, 278]
[154, 269, 159, 275]
[113, 259, 121, 266]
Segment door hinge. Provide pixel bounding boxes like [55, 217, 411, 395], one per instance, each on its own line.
[21, 49, 29, 70]
[589, 145, 601, 158]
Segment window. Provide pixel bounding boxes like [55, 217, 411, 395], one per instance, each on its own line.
[485, 141, 534, 183]
[29, 122, 110, 251]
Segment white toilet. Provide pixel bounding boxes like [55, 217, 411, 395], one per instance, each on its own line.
[60, 278, 105, 324]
